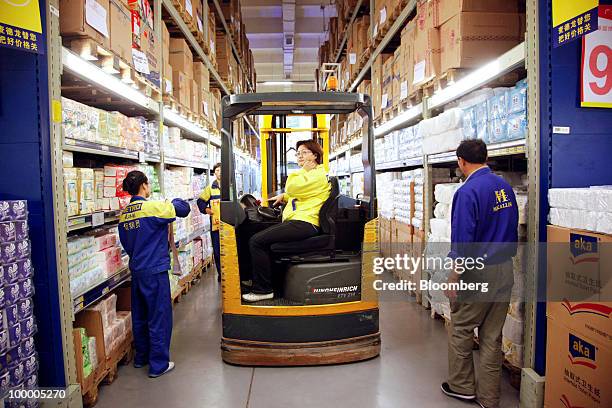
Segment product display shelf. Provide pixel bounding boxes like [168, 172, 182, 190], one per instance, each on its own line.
[67, 210, 123, 233]
[72, 266, 131, 314]
[175, 227, 208, 249]
[348, 0, 417, 92]
[209, 0, 255, 93]
[428, 139, 526, 165]
[331, 137, 363, 159]
[165, 157, 209, 170]
[377, 156, 424, 171]
[63, 137, 162, 163]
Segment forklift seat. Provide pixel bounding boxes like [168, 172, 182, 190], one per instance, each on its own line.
[270, 177, 339, 259]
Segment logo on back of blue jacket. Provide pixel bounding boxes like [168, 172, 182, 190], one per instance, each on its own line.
[492, 189, 512, 212]
[569, 233, 598, 265]
[568, 333, 597, 369]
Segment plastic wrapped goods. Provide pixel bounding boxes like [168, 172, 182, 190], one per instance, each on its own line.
[434, 183, 461, 205]
[434, 203, 450, 219]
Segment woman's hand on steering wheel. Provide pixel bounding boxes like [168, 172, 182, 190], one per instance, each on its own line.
[269, 194, 285, 207]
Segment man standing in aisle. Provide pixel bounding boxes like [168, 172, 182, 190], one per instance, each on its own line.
[441, 140, 518, 408]
[198, 162, 222, 282]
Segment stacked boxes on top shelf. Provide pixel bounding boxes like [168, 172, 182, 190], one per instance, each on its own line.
[0, 201, 39, 398]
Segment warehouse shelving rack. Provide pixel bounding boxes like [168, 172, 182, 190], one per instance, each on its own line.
[327, 0, 549, 396]
[3, 0, 262, 398]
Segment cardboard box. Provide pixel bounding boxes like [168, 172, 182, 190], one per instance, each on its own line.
[392, 49, 402, 107]
[413, 27, 440, 86]
[172, 71, 190, 107]
[547, 301, 612, 346]
[109, 0, 132, 63]
[382, 55, 394, 111]
[546, 225, 612, 302]
[544, 317, 611, 408]
[163, 61, 173, 95]
[169, 39, 194, 78]
[60, 0, 111, 50]
[193, 62, 210, 92]
[139, 24, 161, 87]
[162, 22, 170, 61]
[191, 79, 200, 115]
[400, 21, 416, 98]
[440, 12, 521, 73]
[371, 53, 392, 118]
[438, 0, 519, 27]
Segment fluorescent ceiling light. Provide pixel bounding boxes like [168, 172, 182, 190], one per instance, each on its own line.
[163, 109, 208, 141]
[62, 47, 158, 114]
[373, 104, 423, 137]
[260, 81, 295, 85]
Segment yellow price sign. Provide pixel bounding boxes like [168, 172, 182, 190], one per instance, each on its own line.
[552, 0, 599, 47]
[553, 0, 598, 27]
[0, 0, 42, 33]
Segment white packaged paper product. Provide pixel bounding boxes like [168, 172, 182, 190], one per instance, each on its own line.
[506, 111, 527, 141]
[591, 186, 612, 212]
[488, 117, 508, 144]
[414, 201, 424, 213]
[423, 128, 465, 155]
[502, 337, 524, 368]
[430, 218, 450, 240]
[434, 203, 450, 219]
[516, 194, 528, 225]
[462, 106, 476, 139]
[597, 211, 612, 234]
[502, 313, 524, 345]
[431, 108, 464, 135]
[411, 217, 422, 230]
[487, 90, 509, 121]
[88, 337, 98, 369]
[434, 183, 461, 204]
[458, 88, 495, 108]
[507, 84, 527, 114]
[549, 208, 599, 232]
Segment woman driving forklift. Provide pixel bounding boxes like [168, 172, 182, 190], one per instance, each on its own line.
[241, 140, 331, 302]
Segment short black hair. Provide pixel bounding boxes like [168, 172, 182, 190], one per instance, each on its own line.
[456, 139, 488, 164]
[122, 170, 148, 196]
[212, 162, 221, 172]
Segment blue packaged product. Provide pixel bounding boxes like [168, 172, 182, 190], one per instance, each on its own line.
[507, 86, 527, 114]
[476, 121, 489, 143]
[506, 111, 528, 140]
[0, 371, 8, 398]
[15, 240, 30, 262]
[20, 316, 36, 338]
[3, 263, 20, 284]
[16, 259, 33, 280]
[474, 101, 488, 123]
[1, 242, 17, 264]
[6, 304, 19, 326]
[24, 373, 37, 389]
[0, 330, 7, 353]
[0, 222, 16, 243]
[6, 283, 20, 305]
[15, 222, 28, 242]
[0, 353, 6, 372]
[9, 361, 25, 387]
[23, 353, 37, 377]
[488, 118, 508, 143]
[0, 201, 27, 222]
[462, 107, 476, 139]
[0, 286, 5, 308]
[487, 92, 508, 120]
[17, 298, 33, 320]
[8, 323, 21, 349]
[20, 338, 34, 357]
[19, 279, 34, 300]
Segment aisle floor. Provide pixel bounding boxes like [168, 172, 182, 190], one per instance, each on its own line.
[97, 271, 519, 408]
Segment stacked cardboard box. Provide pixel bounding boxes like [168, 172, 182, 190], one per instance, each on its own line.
[60, 0, 112, 51]
[545, 225, 611, 408]
[347, 16, 370, 79]
[371, 53, 393, 119]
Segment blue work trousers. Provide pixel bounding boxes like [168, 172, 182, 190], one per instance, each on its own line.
[211, 230, 221, 276]
[131, 271, 173, 376]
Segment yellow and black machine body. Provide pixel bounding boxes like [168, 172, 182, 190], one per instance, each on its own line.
[219, 92, 380, 366]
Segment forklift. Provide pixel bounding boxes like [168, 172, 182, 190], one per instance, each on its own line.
[219, 92, 380, 366]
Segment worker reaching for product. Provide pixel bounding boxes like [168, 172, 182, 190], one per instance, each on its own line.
[118, 170, 191, 379]
[441, 139, 518, 408]
[241, 140, 331, 302]
[197, 162, 222, 282]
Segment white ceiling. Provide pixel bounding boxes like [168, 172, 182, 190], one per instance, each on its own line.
[242, 0, 336, 92]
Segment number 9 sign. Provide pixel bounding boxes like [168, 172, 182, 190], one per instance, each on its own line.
[581, 6, 612, 108]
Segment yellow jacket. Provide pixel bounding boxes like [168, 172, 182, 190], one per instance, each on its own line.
[282, 165, 331, 226]
[198, 180, 221, 231]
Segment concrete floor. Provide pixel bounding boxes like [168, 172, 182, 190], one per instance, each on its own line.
[96, 270, 519, 408]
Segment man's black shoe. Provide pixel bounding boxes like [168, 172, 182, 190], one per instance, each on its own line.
[440, 382, 476, 401]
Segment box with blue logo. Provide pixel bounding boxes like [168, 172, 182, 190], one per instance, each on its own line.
[544, 317, 611, 408]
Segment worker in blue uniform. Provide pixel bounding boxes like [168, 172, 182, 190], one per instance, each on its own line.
[197, 162, 222, 281]
[441, 140, 518, 408]
[118, 170, 191, 378]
